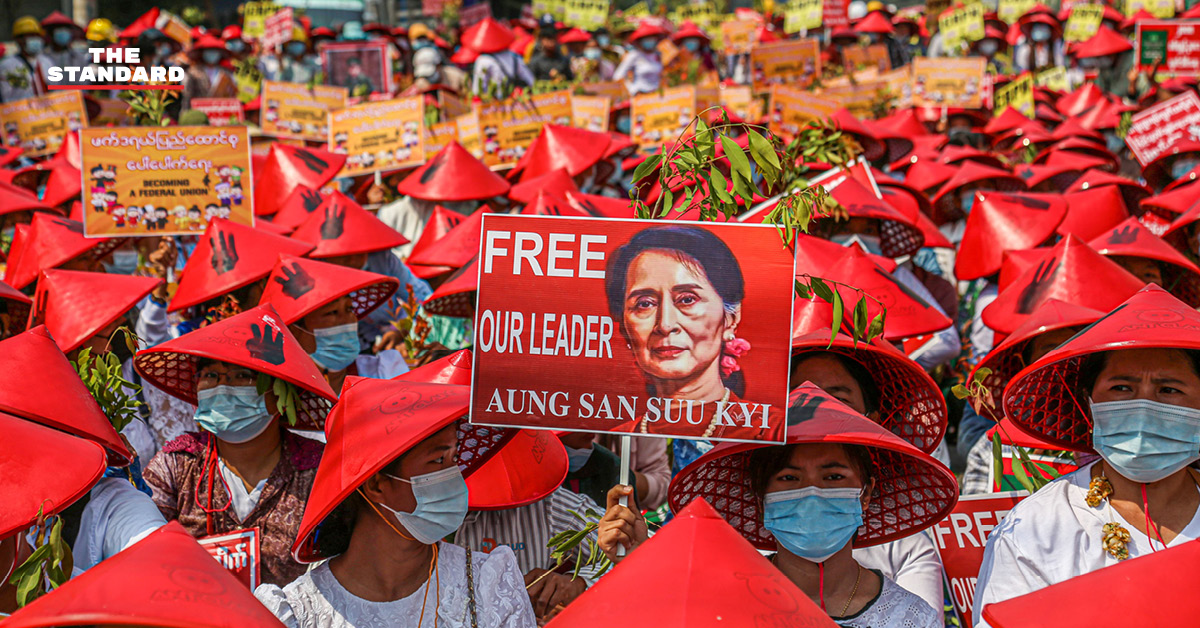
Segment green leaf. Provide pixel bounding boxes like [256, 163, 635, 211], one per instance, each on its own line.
[710, 167, 731, 203]
[828, 291, 843, 347]
[1012, 451, 1037, 493]
[794, 280, 811, 300]
[809, 277, 834, 301]
[852, 298, 869, 343]
[720, 136, 753, 186]
[630, 153, 662, 184]
[867, 312, 885, 342]
[991, 431, 1003, 492]
[748, 130, 781, 186]
[951, 384, 970, 400]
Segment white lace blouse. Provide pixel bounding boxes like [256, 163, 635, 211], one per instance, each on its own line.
[254, 543, 536, 628]
[838, 571, 941, 628]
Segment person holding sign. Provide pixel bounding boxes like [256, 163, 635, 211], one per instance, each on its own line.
[183, 35, 238, 109]
[974, 286, 1200, 626]
[1014, 7, 1064, 73]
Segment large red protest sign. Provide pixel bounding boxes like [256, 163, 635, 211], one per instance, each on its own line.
[1125, 90, 1200, 166]
[932, 492, 1027, 628]
[1136, 20, 1200, 76]
[471, 215, 796, 444]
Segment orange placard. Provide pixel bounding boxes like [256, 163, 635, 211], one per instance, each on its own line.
[911, 57, 987, 109]
[328, 96, 425, 176]
[0, 90, 87, 157]
[768, 86, 838, 141]
[572, 95, 611, 133]
[820, 79, 887, 118]
[80, 127, 253, 237]
[478, 91, 573, 168]
[580, 81, 629, 102]
[719, 85, 765, 123]
[261, 81, 348, 141]
[750, 39, 822, 93]
[721, 19, 758, 54]
[425, 119, 459, 156]
[630, 86, 697, 148]
[843, 44, 892, 73]
[456, 111, 483, 158]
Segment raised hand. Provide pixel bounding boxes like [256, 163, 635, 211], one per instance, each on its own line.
[275, 263, 315, 299]
[786, 392, 826, 426]
[1107, 225, 1139, 245]
[246, 322, 286, 365]
[320, 203, 346, 240]
[300, 188, 322, 214]
[210, 231, 239, 274]
[294, 148, 329, 175]
[1016, 257, 1060, 315]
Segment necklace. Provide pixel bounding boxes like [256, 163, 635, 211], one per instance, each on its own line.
[840, 565, 862, 618]
[1088, 473, 1132, 561]
[639, 388, 731, 436]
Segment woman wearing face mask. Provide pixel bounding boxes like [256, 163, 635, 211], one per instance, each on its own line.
[40, 12, 87, 77]
[614, 22, 665, 96]
[259, 255, 408, 394]
[1013, 8, 1063, 73]
[600, 384, 957, 627]
[0, 17, 52, 102]
[975, 286, 1200, 625]
[182, 34, 237, 109]
[970, 26, 1010, 75]
[261, 28, 320, 84]
[575, 37, 614, 81]
[670, 22, 716, 73]
[222, 25, 251, 60]
[138, 305, 338, 587]
[255, 377, 537, 627]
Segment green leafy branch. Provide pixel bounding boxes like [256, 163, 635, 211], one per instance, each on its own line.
[9, 507, 70, 608]
[530, 508, 613, 590]
[795, 275, 887, 347]
[120, 89, 177, 127]
[387, 285, 434, 365]
[73, 329, 146, 434]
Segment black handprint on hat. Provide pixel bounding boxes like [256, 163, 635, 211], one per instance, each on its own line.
[275, 263, 315, 299]
[1107, 225, 1139, 245]
[786, 393, 825, 425]
[1016, 257, 1060, 315]
[210, 231, 239, 274]
[419, 151, 446, 183]
[301, 188, 323, 214]
[247, 322, 286, 365]
[294, 148, 329, 175]
[320, 203, 346, 240]
[1008, 195, 1051, 211]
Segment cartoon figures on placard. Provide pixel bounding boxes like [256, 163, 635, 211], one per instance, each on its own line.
[3, 121, 18, 147]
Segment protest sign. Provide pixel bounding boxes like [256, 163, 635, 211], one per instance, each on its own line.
[768, 86, 839, 141]
[721, 19, 758, 54]
[478, 91, 574, 168]
[784, 0, 823, 34]
[880, 68, 914, 108]
[241, 1, 281, 40]
[191, 98, 245, 126]
[460, 1, 494, 27]
[994, 72, 1034, 118]
[932, 492, 1028, 628]
[672, 1, 722, 34]
[940, 3, 986, 51]
[262, 7, 294, 51]
[0, 90, 86, 157]
[198, 528, 261, 590]
[580, 81, 629, 101]
[821, 79, 888, 118]
[824, 0, 849, 28]
[719, 85, 765, 123]
[321, 41, 392, 99]
[471, 215, 796, 443]
[328, 96, 425, 176]
[455, 111, 484, 158]
[750, 39, 821, 92]
[630, 86, 697, 148]
[1064, 3, 1104, 42]
[997, 0, 1037, 25]
[80, 127, 253, 237]
[564, 0, 610, 30]
[424, 0, 447, 16]
[91, 98, 131, 126]
[624, 1, 650, 18]
[987, 447, 1080, 493]
[1034, 66, 1070, 91]
[425, 120, 460, 156]
[261, 81, 348, 141]
[1125, 90, 1200, 165]
[572, 95, 611, 132]
[1126, 0, 1174, 18]
[911, 57, 987, 109]
[843, 44, 892, 72]
[1136, 20, 1200, 76]
[160, 12, 192, 47]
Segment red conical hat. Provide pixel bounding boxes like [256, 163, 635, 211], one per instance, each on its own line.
[519, 191, 590, 217]
[548, 499, 839, 628]
[1073, 25, 1132, 59]
[461, 18, 516, 53]
[291, 192, 409, 258]
[1089, 217, 1200, 306]
[930, 162, 1026, 224]
[39, 164, 83, 209]
[293, 378, 513, 561]
[397, 142, 511, 201]
[509, 167, 580, 205]
[1, 521, 288, 628]
[1056, 185, 1129, 241]
[822, 247, 952, 340]
[668, 385, 958, 550]
[982, 532, 1200, 628]
[31, 270, 161, 354]
[0, 326, 134, 465]
[856, 10, 895, 33]
[1144, 139, 1200, 192]
[254, 144, 346, 216]
[1038, 149, 1111, 174]
[1050, 118, 1103, 142]
[832, 109, 886, 161]
[565, 191, 635, 219]
[406, 206, 467, 278]
[0, 411, 105, 540]
[628, 21, 668, 42]
[424, 256, 478, 318]
[259, 255, 399, 325]
[982, 235, 1145, 335]
[406, 208, 490, 269]
[902, 159, 958, 193]
[1037, 137, 1119, 172]
[793, 233, 897, 276]
[169, 218, 315, 313]
[822, 175, 925, 257]
[520, 124, 612, 180]
[955, 191, 1067, 281]
[1056, 82, 1108, 116]
[791, 298, 947, 453]
[134, 304, 336, 427]
[939, 145, 1006, 170]
[271, 184, 328, 232]
[878, 187, 953, 248]
[1004, 285, 1200, 451]
[983, 107, 1034, 136]
[1011, 162, 1084, 190]
[3, 213, 125, 290]
[971, 299, 1105, 423]
[1142, 181, 1200, 218]
[877, 108, 929, 139]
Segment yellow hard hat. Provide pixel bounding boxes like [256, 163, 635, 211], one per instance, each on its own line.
[866, 1, 885, 13]
[13, 16, 44, 38]
[86, 18, 115, 43]
[408, 22, 432, 42]
[290, 25, 308, 44]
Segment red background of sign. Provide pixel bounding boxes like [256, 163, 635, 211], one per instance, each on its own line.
[932, 492, 1027, 628]
[471, 215, 796, 442]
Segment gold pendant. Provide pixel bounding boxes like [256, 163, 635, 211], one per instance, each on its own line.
[1101, 522, 1131, 561]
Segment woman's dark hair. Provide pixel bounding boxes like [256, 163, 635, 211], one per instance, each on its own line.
[1077, 348, 1200, 399]
[314, 455, 407, 558]
[604, 226, 746, 395]
[789, 351, 880, 416]
[746, 443, 875, 500]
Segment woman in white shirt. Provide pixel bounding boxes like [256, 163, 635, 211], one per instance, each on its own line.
[255, 377, 536, 628]
[975, 285, 1200, 626]
[613, 22, 665, 95]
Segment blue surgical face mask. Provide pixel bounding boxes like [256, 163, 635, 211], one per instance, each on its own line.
[597, 34, 610, 47]
[584, 47, 601, 60]
[960, 191, 977, 214]
[380, 466, 470, 544]
[1171, 158, 1200, 180]
[1030, 24, 1052, 43]
[1104, 132, 1126, 154]
[414, 38, 432, 50]
[308, 322, 360, 372]
[565, 444, 593, 472]
[285, 42, 307, 57]
[682, 39, 701, 52]
[103, 249, 139, 275]
[195, 385, 273, 444]
[23, 38, 44, 55]
[763, 486, 864, 563]
[978, 40, 998, 56]
[156, 43, 174, 58]
[831, 233, 883, 256]
[226, 40, 246, 54]
[639, 38, 657, 52]
[202, 49, 223, 66]
[1091, 398, 1200, 484]
[52, 29, 72, 47]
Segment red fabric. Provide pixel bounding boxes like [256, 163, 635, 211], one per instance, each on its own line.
[31, 269, 160, 354]
[291, 192, 409, 258]
[955, 191, 1067, 280]
[397, 141, 510, 202]
[258, 255, 398, 325]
